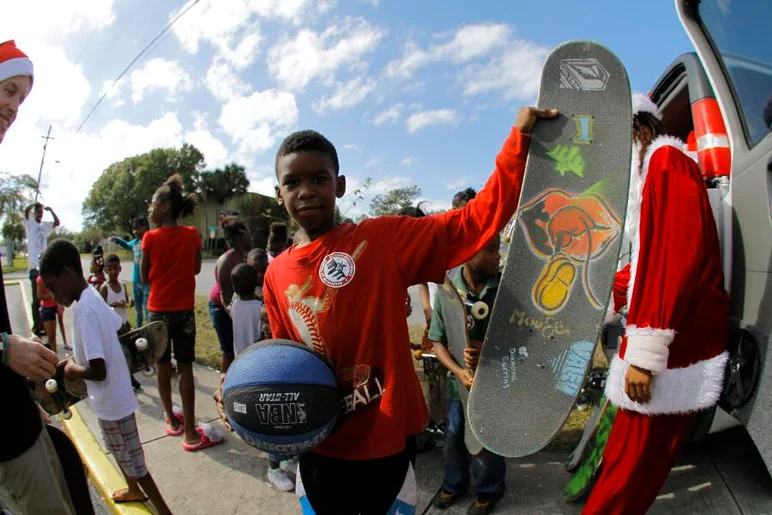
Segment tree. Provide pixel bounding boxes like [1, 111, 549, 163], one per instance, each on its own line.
[199, 163, 250, 205]
[0, 172, 38, 258]
[369, 185, 422, 216]
[82, 144, 205, 233]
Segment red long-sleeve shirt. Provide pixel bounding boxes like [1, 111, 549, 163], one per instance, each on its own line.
[264, 127, 530, 460]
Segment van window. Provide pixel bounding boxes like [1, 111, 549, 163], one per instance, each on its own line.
[699, 1, 772, 147]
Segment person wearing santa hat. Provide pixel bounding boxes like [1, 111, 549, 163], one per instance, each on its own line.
[582, 93, 729, 515]
[0, 40, 78, 514]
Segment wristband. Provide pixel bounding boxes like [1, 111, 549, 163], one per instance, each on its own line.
[1, 333, 10, 367]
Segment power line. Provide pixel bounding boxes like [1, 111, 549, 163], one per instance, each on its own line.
[75, 0, 201, 134]
[34, 125, 54, 202]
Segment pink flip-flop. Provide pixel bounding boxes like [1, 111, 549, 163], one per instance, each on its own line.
[182, 423, 223, 452]
[165, 406, 184, 437]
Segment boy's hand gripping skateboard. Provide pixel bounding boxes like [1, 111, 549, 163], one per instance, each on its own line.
[34, 360, 87, 420]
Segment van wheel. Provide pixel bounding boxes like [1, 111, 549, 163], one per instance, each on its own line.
[720, 329, 761, 411]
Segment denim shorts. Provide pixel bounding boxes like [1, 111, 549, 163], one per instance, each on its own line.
[39, 306, 57, 322]
[208, 301, 234, 356]
[148, 310, 196, 364]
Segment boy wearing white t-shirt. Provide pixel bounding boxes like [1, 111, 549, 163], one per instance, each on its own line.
[39, 239, 172, 514]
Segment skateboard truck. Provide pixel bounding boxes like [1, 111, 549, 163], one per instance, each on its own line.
[456, 291, 489, 320]
[45, 378, 72, 420]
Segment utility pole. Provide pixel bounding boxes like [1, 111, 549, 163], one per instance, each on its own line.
[34, 125, 54, 202]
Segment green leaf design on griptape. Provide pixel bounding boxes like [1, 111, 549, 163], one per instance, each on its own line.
[547, 144, 585, 178]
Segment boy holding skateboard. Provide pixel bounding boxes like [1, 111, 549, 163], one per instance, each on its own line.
[583, 95, 728, 514]
[263, 106, 556, 513]
[39, 239, 172, 514]
[428, 235, 506, 515]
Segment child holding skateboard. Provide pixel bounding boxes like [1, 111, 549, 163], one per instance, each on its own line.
[428, 235, 505, 515]
[101, 254, 143, 390]
[583, 95, 729, 514]
[111, 216, 151, 327]
[142, 174, 222, 451]
[39, 239, 172, 514]
[263, 106, 556, 514]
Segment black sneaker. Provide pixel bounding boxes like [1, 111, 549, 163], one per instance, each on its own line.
[432, 488, 463, 510]
[467, 492, 504, 515]
[131, 376, 142, 390]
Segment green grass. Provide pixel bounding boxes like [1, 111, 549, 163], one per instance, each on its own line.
[2, 256, 28, 274]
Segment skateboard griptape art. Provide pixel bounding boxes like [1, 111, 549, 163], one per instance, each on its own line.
[467, 40, 631, 458]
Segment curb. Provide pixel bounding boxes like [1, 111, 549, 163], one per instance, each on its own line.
[6, 279, 152, 514]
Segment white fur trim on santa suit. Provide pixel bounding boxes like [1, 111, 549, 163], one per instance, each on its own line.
[605, 352, 728, 415]
[0, 57, 33, 84]
[632, 92, 661, 119]
[625, 135, 687, 309]
[624, 326, 675, 374]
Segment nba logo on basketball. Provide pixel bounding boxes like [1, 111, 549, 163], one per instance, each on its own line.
[256, 401, 308, 428]
[319, 252, 356, 288]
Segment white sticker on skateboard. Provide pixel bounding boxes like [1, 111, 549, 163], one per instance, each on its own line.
[560, 58, 609, 91]
[549, 340, 594, 397]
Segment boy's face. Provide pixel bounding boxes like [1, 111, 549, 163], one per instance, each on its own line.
[469, 235, 501, 278]
[260, 307, 271, 338]
[133, 224, 147, 239]
[0, 76, 31, 145]
[89, 259, 100, 274]
[248, 261, 268, 286]
[42, 268, 78, 307]
[105, 261, 121, 280]
[275, 151, 345, 234]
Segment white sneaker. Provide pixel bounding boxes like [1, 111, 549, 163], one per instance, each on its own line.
[267, 467, 295, 492]
[280, 457, 298, 475]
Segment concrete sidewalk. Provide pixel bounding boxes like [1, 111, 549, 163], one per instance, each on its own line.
[5, 274, 772, 514]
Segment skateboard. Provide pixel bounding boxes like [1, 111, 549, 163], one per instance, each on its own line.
[565, 394, 610, 472]
[47, 425, 95, 514]
[118, 321, 168, 375]
[34, 361, 87, 420]
[467, 40, 632, 457]
[564, 398, 617, 502]
[436, 279, 490, 455]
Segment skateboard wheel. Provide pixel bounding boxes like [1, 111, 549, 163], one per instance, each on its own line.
[62, 409, 72, 420]
[471, 301, 489, 320]
[45, 379, 58, 393]
[143, 366, 155, 377]
[413, 349, 423, 360]
[135, 338, 149, 351]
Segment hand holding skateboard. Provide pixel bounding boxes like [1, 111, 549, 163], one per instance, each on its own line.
[514, 107, 559, 134]
[6, 334, 58, 380]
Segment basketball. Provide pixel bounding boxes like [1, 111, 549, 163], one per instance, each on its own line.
[222, 339, 340, 457]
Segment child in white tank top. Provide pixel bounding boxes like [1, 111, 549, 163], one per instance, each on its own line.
[101, 255, 134, 331]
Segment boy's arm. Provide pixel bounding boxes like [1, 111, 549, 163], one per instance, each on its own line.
[141, 236, 151, 285]
[44, 206, 60, 228]
[389, 108, 556, 286]
[64, 358, 107, 381]
[36, 280, 51, 301]
[99, 283, 109, 301]
[418, 283, 432, 323]
[195, 248, 202, 275]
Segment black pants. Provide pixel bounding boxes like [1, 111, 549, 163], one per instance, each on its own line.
[299, 437, 416, 515]
[29, 269, 43, 334]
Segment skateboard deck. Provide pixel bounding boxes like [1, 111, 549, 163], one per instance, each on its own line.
[436, 279, 490, 455]
[34, 361, 87, 419]
[467, 40, 631, 457]
[564, 398, 617, 502]
[47, 425, 95, 514]
[118, 321, 168, 375]
[565, 395, 610, 472]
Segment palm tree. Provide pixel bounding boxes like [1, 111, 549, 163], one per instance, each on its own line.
[199, 163, 250, 249]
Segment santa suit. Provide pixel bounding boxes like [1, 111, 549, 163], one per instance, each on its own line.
[584, 135, 729, 514]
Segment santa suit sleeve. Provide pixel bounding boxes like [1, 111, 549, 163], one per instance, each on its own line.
[603, 263, 631, 324]
[623, 146, 705, 374]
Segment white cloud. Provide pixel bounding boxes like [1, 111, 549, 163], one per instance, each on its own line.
[373, 103, 405, 126]
[101, 80, 125, 108]
[343, 144, 361, 151]
[416, 198, 452, 213]
[130, 58, 194, 103]
[219, 89, 298, 156]
[406, 109, 460, 133]
[206, 58, 252, 101]
[251, 0, 336, 22]
[386, 23, 511, 79]
[444, 177, 469, 190]
[250, 176, 277, 197]
[400, 157, 414, 167]
[460, 41, 549, 99]
[365, 156, 382, 168]
[170, 0, 263, 68]
[0, 1, 115, 44]
[338, 174, 414, 217]
[185, 118, 230, 170]
[314, 77, 378, 113]
[267, 16, 386, 91]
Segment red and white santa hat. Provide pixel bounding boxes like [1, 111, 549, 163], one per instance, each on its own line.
[0, 40, 33, 88]
[632, 92, 660, 120]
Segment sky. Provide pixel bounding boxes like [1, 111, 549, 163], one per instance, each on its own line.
[0, 0, 693, 231]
